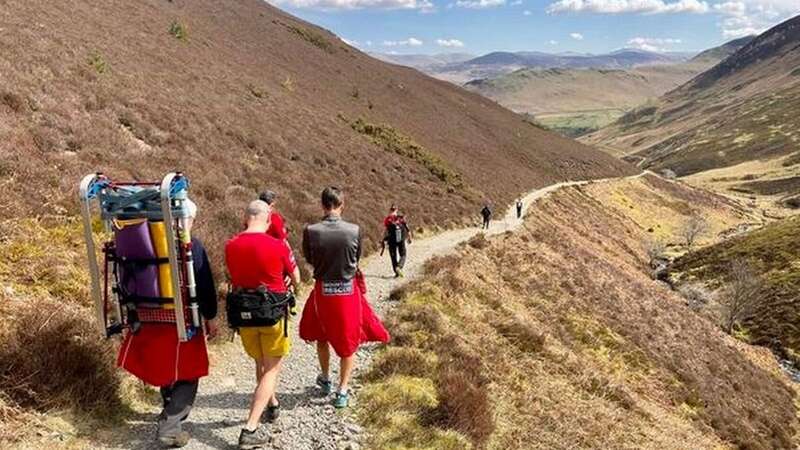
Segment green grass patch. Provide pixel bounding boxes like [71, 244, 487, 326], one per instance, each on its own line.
[87, 51, 109, 74]
[534, 109, 625, 138]
[351, 118, 463, 188]
[287, 25, 334, 54]
[168, 20, 188, 41]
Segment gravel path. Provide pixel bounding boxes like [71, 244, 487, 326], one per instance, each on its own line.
[100, 174, 643, 450]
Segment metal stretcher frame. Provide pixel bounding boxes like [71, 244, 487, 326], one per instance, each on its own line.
[79, 172, 195, 342]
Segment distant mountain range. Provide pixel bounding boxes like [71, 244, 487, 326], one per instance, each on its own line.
[374, 48, 697, 84]
[460, 37, 753, 137]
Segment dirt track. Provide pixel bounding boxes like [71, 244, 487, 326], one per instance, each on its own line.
[99, 173, 644, 450]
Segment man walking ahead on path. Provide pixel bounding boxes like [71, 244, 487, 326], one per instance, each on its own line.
[381, 205, 412, 278]
[117, 199, 218, 448]
[225, 200, 300, 449]
[516, 198, 523, 219]
[299, 187, 390, 409]
[481, 204, 492, 229]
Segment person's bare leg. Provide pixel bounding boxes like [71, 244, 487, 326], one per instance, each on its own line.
[316, 341, 331, 379]
[244, 356, 283, 430]
[338, 355, 355, 392]
[255, 359, 264, 383]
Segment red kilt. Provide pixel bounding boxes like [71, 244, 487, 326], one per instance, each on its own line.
[299, 276, 390, 358]
[117, 323, 209, 387]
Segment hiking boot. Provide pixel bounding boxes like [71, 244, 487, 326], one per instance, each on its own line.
[158, 431, 190, 448]
[333, 391, 349, 409]
[238, 425, 270, 449]
[265, 403, 280, 423]
[395, 269, 404, 278]
[316, 374, 332, 395]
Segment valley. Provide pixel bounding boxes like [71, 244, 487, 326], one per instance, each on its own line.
[1, 0, 800, 449]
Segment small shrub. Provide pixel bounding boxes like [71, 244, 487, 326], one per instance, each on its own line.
[281, 76, 295, 92]
[467, 233, 490, 250]
[365, 347, 437, 382]
[718, 259, 763, 334]
[350, 86, 360, 99]
[0, 299, 121, 414]
[168, 20, 188, 41]
[677, 283, 712, 311]
[287, 25, 334, 53]
[679, 214, 709, 248]
[0, 91, 25, 112]
[493, 314, 547, 353]
[246, 83, 267, 99]
[87, 51, 109, 74]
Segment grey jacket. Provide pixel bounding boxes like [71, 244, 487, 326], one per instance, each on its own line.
[302, 214, 362, 282]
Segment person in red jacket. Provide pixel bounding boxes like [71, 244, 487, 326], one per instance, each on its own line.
[259, 190, 288, 241]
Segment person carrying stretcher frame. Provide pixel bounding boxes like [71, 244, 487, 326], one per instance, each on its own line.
[116, 199, 219, 448]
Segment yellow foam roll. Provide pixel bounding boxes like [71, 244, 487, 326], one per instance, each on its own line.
[148, 221, 175, 303]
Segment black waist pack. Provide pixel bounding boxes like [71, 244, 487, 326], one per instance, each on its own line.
[226, 286, 295, 332]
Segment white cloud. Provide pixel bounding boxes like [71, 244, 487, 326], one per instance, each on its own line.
[547, 0, 710, 14]
[510, 0, 523, 4]
[455, 0, 506, 8]
[383, 37, 424, 46]
[436, 38, 465, 47]
[570, 32, 584, 40]
[341, 37, 358, 46]
[523, 9, 533, 14]
[627, 36, 683, 51]
[714, 0, 800, 38]
[270, 0, 433, 11]
[548, 39, 559, 45]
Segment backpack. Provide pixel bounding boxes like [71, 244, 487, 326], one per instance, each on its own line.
[386, 220, 403, 244]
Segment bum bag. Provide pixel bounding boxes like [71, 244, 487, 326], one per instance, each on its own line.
[226, 286, 295, 336]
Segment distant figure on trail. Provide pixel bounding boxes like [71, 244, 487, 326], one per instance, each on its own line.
[516, 198, 523, 219]
[225, 200, 300, 449]
[481, 204, 492, 229]
[381, 205, 413, 278]
[299, 187, 390, 409]
[117, 199, 218, 448]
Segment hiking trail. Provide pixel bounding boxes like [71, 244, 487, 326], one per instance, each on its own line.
[100, 173, 644, 450]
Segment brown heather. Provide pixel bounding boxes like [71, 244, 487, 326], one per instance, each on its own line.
[361, 177, 798, 449]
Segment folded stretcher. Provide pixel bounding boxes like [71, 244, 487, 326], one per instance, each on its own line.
[79, 172, 200, 342]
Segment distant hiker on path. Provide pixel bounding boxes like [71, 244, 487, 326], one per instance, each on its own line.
[516, 198, 523, 219]
[381, 205, 412, 278]
[481, 204, 492, 229]
[225, 200, 300, 449]
[117, 199, 218, 448]
[299, 187, 390, 409]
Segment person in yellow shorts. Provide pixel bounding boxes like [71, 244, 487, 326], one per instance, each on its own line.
[225, 200, 300, 449]
[239, 322, 291, 359]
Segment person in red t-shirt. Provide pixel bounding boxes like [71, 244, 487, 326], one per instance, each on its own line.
[225, 200, 300, 448]
[259, 190, 288, 241]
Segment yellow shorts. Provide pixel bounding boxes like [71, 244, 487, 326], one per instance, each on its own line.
[239, 320, 291, 360]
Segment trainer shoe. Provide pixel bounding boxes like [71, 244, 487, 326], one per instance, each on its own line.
[238, 425, 270, 449]
[333, 391, 350, 409]
[158, 430, 190, 448]
[316, 374, 332, 395]
[265, 403, 280, 423]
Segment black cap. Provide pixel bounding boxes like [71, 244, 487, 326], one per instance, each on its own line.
[259, 190, 277, 205]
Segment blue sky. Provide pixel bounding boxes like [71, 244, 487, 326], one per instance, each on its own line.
[270, 0, 800, 55]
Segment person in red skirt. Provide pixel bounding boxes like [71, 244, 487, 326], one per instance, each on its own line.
[116, 199, 218, 447]
[299, 187, 390, 408]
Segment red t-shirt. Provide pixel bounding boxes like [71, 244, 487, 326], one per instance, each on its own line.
[268, 211, 288, 241]
[225, 232, 296, 293]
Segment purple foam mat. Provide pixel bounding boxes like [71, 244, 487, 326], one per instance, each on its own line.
[114, 221, 160, 298]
